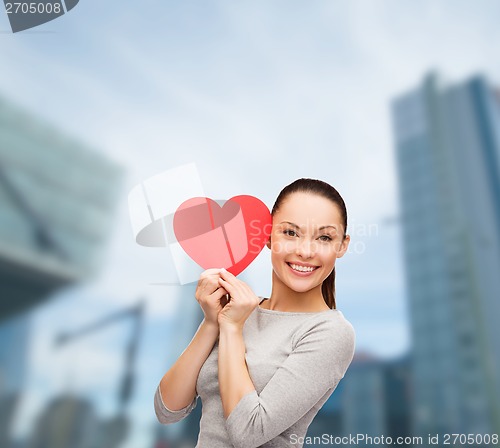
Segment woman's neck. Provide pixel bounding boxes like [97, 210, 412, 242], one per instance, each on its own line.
[264, 271, 330, 312]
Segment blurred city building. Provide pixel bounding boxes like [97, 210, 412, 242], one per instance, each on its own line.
[341, 352, 411, 445]
[27, 394, 98, 448]
[392, 73, 500, 441]
[0, 95, 123, 321]
[383, 354, 412, 441]
[0, 94, 123, 447]
[45, 301, 145, 448]
[343, 352, 385, 438]
[0, 313, 30, 448]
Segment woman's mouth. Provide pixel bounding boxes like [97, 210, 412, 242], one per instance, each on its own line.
[286, 262, 320, 276]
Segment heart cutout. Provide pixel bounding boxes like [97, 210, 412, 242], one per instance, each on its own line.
[173, 195, 272, 276]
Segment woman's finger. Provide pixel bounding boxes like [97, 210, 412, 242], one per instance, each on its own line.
[219, 268, 241, 289]
[200, 268, 223, 278]
[200, 275, 221, 293]
[219, 267, 236, 280]
[218, 277, 235, 297]
[210, 286, 229, 300]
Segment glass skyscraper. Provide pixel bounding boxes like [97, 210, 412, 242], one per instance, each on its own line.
[0, 94, 123, 321]
[391, 73, 500, 440]
[0, 94, 123, 447]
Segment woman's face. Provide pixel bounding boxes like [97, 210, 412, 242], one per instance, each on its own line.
[267, 191, 350, 294]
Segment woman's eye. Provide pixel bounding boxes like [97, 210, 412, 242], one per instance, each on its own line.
[319, 235, 332, 242]
[283, 229, 297, 237]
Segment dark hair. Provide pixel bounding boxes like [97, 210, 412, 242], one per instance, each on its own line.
[271, 178, 348, 310]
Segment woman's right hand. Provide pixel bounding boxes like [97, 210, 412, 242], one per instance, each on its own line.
[195, 269, 229, 327]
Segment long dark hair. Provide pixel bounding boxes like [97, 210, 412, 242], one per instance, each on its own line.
[271, 178, 348, 310]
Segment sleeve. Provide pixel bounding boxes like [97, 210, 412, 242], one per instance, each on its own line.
[154, 384, 198, 425]
[224, 318, 355, 448]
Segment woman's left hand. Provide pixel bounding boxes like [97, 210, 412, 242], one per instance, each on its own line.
[217, 268, 260, 331]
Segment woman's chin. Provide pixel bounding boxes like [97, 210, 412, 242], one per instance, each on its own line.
[283, 278, 322, 294]
[272, 268, 323, 294]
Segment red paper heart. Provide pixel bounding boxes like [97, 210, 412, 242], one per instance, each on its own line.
[173, 195, 272, 276]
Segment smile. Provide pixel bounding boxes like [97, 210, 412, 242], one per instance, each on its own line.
[286, 262, 320, 274]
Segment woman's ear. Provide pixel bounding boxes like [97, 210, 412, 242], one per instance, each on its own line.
[336, 234, 350, 258]
[266, 238, 271, 250]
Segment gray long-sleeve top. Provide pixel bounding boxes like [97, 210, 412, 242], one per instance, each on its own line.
[154, 298, 356, 448]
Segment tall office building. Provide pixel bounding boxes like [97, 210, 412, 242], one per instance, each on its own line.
[0, 94, 123, 447]
[0, 313, 30, 394]
[341, 352, 411, 444]
[342, 353, 386, 440]
[0, 313, 30, 448]
[391, 73, 500, 440]
[0, 94, 123, 321]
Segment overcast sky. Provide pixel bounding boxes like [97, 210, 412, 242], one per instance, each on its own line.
[1, 1, 500, 446]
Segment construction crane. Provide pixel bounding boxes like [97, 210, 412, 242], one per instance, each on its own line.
[53, 301, 145, 448]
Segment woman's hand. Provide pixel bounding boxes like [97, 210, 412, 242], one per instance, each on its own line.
[195, 269, 229, 327]
[217, 268, 260, 331]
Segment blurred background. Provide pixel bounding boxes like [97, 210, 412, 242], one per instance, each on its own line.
[1, 1, 499, 447]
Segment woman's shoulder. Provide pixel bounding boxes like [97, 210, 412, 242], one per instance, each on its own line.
[292, 309, 355, 349]
[326, 309, 355, 333]
[301, 307, 354, 330]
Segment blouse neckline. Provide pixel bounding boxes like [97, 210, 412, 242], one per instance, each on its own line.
[257, 297, 339, 316]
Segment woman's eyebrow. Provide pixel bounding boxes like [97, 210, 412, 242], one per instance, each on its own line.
[318, 225, 338, 231]
[280, 222, 338, 231]
[280, 221, 300, 228]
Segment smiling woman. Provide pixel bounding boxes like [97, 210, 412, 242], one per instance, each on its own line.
[154, 178, 356, 448]
[267, 183, 350, 311]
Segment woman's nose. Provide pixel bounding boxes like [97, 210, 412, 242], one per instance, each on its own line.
[296, 239, 314, 258]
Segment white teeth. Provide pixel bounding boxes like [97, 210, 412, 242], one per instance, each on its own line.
[289, 263, 316, 273]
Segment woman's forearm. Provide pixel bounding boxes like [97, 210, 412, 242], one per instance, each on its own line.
[159, 319, 219, 410]
[218, 325, 256, 418]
